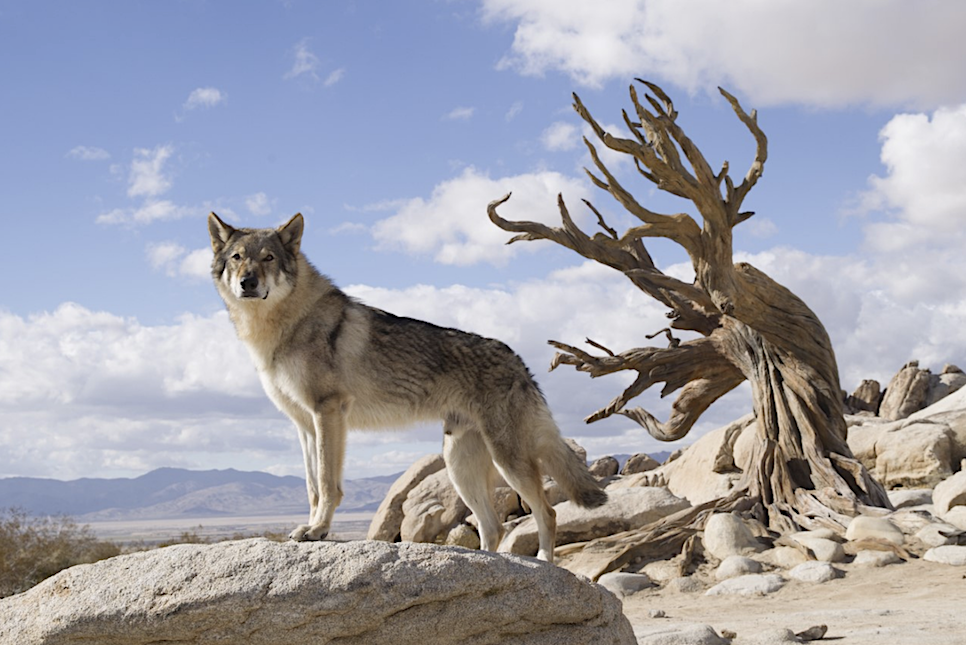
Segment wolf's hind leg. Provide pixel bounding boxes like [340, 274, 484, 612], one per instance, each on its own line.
[493, 454, 557, 563]
[443, 419, 504, 552]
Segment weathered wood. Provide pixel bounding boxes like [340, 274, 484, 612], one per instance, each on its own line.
[489, 81, 890, 574]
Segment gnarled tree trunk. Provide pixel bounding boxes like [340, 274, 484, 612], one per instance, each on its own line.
[488, 81, 890, 576]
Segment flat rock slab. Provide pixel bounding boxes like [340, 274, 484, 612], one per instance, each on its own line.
[0, 538, 636, 645]
[924, 545, 966, 566]
[597, 571, 653, 597]
[633, 622, 728, 645]
[705, 573, 785, 597]
[788, 561, 841, 584]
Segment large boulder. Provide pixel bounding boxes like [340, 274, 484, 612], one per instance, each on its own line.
[911, 407, 966, 466]
[879, 361, 966, 421]
[620, 453, 660, 475]
[933, 469, 966, 517]
[499, 487, 689, 558]
[846, 418, 954, 488]
[648, 414, 756, 505]
[879, 361, 934, 420]
[0, 539, 636, 645]
[702, 512, 764, 560]
[588, 456, 620, 478]
[400, 469, 468, 543]
[368, 454, 445, 542]
[846, 378, 883, 413]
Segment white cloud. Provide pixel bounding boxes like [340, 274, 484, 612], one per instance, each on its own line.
[0, 304, 293, 478]
[860, 104, 966, 250]
[284, 38, 321, 81]
[369, 167, 594, 265]
[746, 217, 778, 239]
[147, 243, 212, 279]
[127, 145, 174, 198]
[97, 199, 193, 226]
[444, 106, 476, 121]
[482, 0, 966, 109]
[541, 121, 578, 151]
[505, 100, 523, 121]
[183, 87, 227, 111]
[329, 222, 368, 235]
[66, 146, 110, 161]
[324, 68, 346, 87]
[245, 192, 273, 216]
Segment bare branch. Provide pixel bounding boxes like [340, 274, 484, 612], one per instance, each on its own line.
[487, 193, 721, 335]
[584, 337, 616, 356]
[547, 336, 745, 442]
[718, 87, 768, 221]
[581, 199, 618, 240]
[645, 327, 681, 348]
[582, 137, 702, 254]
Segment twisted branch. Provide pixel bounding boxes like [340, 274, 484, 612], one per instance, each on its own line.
[548, 336, 744, 442]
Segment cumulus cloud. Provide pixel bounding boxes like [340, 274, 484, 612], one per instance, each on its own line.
[127, 145, 174, 198]
[481, 0, 966, 109]
[0, 305, 298, 478]
[370, 167, 594, 265]
[505, 100, 523, 121]
[66, 146, 110, 161]
[541, 121, 578, 151]
[95, 144, 228, 226]
[860, 104, 966, 250]
[147, 243, 212, 279]
[183, 87, 227, 111]
[96, 199, 193, 226]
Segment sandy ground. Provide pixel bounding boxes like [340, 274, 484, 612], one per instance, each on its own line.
[622, 558, 966, 644]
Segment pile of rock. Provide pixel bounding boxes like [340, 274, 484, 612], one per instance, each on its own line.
[366, 359, 966, 597]
[367, 440, 690, 560]
[846, 360, 966, 420]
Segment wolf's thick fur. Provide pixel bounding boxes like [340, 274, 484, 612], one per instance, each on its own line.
[208, 212, 606, 562]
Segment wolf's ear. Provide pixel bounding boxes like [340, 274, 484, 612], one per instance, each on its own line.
[208, 212, 235, 253]
[277, 213, 304, 255]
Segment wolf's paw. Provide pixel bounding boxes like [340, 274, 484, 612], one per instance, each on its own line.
[289, 524, 329, 541]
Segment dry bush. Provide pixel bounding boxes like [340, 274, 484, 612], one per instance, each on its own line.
[0, 507, 121, 598]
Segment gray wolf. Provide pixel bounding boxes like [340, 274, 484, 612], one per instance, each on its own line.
[207, 212, 607, 562]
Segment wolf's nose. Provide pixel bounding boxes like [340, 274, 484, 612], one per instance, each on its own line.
[241, 275, 259, 291]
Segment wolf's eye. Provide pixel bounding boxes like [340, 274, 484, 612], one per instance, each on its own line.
[264, 254, 274, 262]
[231, 253, 241, 260]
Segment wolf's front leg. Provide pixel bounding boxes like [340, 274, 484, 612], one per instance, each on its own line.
[290, 423, 320, 540]
[291, 396, 347, 541]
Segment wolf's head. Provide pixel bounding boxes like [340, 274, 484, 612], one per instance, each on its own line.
[208, 212, 303, 304]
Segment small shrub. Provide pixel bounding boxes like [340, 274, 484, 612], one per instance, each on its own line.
[0, 508, 121, 598]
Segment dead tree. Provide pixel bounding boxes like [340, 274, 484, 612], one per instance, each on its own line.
[488, 81, 890, 576]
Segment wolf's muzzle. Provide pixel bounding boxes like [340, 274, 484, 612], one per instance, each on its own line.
[240, 274, 261, 298]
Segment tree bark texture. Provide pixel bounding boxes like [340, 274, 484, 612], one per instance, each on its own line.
[488, 81, 890, 556]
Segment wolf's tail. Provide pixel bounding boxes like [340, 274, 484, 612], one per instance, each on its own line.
[537, 413, 608, 509]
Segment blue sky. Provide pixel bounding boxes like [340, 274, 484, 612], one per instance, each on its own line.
[3, 0, 966, 481]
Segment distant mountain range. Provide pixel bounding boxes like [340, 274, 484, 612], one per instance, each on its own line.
[0, 468, 399, 521]
[1, 451, 674, 522]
